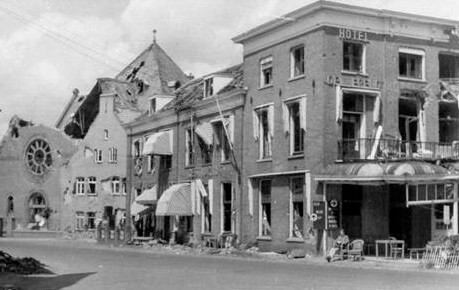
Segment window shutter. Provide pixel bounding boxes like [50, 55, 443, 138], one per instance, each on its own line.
[248, 179, 253, 216]
[300, 96, 307, 131]
[336, 85, 343, 123]
[227, 115, 234, 145]
[196, 184, 201, 215]
[373, 95, 381, 124]
[191, 181, 196, 215]
[283, 103, 289, 134]
[253, 111, 259, 141]
[268, 105, 274, 138]
[208, 179, 213, 215]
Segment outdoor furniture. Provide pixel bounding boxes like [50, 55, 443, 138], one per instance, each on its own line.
[408, 247, 426, 260]
[342, 239, 364, 261]
[203, 235, 219, 248]
[389, 237, 405, 259]
[375, 239, 405, 258]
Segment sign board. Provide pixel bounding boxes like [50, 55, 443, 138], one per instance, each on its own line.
[327, 199, 340, 230]
[312, 201, 326, 230]
[325, 75, 383, 90]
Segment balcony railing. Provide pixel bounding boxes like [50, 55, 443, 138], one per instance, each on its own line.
[337, 138, 459, 162]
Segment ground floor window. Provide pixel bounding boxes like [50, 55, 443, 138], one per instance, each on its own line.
[86, 212, 96, 229]
[290, 177, 304, 239]
[202, 196, 212, 233]
[76, 212, 85, 230]
[259, 180, 272, 237]
[222, 183, 232, 232]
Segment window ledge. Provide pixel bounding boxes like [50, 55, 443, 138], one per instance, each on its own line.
[256, 158, 272, 163]
[288, 154, 304, 160]
[258, 84, 274, 91]
[288, 75, 305, 82]
[397, 77, 426, 83]
[185, 165, 195, 169]
[256, 236, 272, 241]
[286, 237, 305, 243]
[341, 71, 368, 77]
[86, 194, 97, 196]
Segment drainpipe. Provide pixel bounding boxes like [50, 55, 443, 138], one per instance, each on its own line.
[125, 127, 133, 242]
[237, 93, 246, 242]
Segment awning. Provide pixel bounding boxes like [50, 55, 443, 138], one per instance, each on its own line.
[316, 161, 459, 184]
[135, 185, 157, 205]
[156, 183, 193, 216]
[195, 122, 213, 145]
[130, 201, 150, 216]
[142, 131, 173, 155]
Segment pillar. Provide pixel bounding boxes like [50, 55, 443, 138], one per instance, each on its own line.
[453, 183, 458, 235]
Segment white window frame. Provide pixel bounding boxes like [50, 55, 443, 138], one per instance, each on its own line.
[76, 177, 85, 195]
[283, 96, 306, 156]
[290, 45, 305, 78]
[111, 177, 121, 195]
[86, 212, 96, 230]
[289, 177, 305, 239]
[108, 147, 117, 163]
[254, 103, 274, 160]
[87, 176, 97, 195]
[258, 179, 272, 237]
[342, 41, 366, 73]
[76, 211, 85, 231]
[260, 56, 273, 87]
[94, 149, 102, 164]
[104, 129, 109, 140]
[398, 47, 426, 81]
[149, 97, 157, 115]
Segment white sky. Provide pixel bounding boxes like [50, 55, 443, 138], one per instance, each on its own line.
[0, 0, 458, 136]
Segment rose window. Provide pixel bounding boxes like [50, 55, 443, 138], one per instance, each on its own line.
[26, 139, 53, 175]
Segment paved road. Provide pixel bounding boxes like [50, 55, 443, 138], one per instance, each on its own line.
[0, 239, 458, 290]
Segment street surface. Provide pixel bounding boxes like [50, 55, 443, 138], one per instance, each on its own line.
[0, 238, 458, 290]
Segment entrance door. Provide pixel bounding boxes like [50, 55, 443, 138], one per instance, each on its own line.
[389, 185, 412, 246]
[222, 183, 232, 233]
[342, 185, 362, 239]
[29, 193, 46, 223]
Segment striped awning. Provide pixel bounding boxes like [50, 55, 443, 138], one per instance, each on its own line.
[130, 201, 150, 216]
[156, 183, 193, 216]
[195, 122, 213, 145]
[135, 185, 157, 205]
[142, 131, 173, 155]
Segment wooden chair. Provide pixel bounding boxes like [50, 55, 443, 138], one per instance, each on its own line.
[389, 237, 404, 259]
[343, 239, 365, 261]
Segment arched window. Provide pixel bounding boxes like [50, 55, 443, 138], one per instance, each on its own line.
[29, 193, 46, 223]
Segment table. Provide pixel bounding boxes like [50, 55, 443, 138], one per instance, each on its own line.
[408, 247, 426, 260]
[375, 239, 405, 258]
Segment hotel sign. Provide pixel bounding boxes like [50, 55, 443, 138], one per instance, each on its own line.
[338, 28, 368, 42]
[326, 75, 383, 90]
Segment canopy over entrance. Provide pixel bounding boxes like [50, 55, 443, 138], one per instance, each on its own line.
[316, 161, 459, 184]
[135, 185, 157, 205]
[156, 183, 192, 216]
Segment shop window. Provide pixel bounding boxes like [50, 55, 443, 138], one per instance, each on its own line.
[290, 46, 305, 78]
[222, 183, 232, 232]
[87, 177, 97, 195]
[111, 177, 120, 194]
[254, 105, 274, 159]
[343, 41, 365, 72]
[439, 53, 459, 79]
[76, 177, 85, 195]
[260, 56, 273, 87]
[94, 149, 103, 163]
[76, 212, 85, 231]
[439, 102, 459, 143]
[399, 48, 425, 80]
[86, 212, 96, 230]
[290, 177, 304, 239]
[108, 147, 117, 163]
[259, 180, 272, 237]
[185, 128, 195, 167]
[434, 204, 453, 230]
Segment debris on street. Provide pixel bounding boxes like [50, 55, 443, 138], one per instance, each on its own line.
[0, 251, 51, 275]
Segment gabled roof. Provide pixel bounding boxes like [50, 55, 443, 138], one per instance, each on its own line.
[116, 41, 189, 96]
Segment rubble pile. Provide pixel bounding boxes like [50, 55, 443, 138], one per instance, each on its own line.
[0, 251, 50, 274]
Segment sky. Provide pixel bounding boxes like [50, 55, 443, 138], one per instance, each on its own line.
[0, 0, 459, 136]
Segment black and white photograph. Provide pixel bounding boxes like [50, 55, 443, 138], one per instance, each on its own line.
[1, 0, 459, 289]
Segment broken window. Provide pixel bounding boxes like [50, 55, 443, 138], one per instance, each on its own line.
[260, 56, 273, 87]
[185, 128, 195, 167]
[222, 183, 232, 232]
[439, 102, 459, 143]
[291, 46, 305, 77]
[204, 78, 214, 97]
[259, 179, 272, 237]
[398, 97, 420, 155]
[202, 182, 212, 233]
[290, 177, 304, 239]
[343, 42, 365, 72]
[254, 105, 273, 159]
[342, 93, 364, 159]
[87, 177, 97, 195]
[439, 54, 459, 79]
[76, 177, 85, 195]
[108, 147, 117, 163]
[122, 178, 127, 195]
[149, 98, 156, 115]
[76, 212, 85, 231]
[287, 101, 304, 155]
[111, 177, 120, 194]
[213, 121, 231, 162]
[197, 134, 212, 164]
[147, 155, 155, 173]
[399, 48, 424, 80]
[86, 212, 96, 230]
[133, 140, 141, 158]
[160, 155, 172, 170]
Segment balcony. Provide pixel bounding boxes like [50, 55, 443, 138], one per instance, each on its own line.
[338, 138, 459, 162]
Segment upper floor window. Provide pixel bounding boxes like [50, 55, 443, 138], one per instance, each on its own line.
[94, 149, 102, 163]
[133, 139, 141, 158]
[104, 130, 109, 140]
[76, 177, 85, 195]
[111, 177, 120, 194]
[149, 97, 157, 115]
[343, 41, 365, 73]
[213, 121, 231, 162]
[87, 177, 97, 194]
[260, 56, 273, 87]
[253, 105, 274, 159]
[204, 78, 214, 98]
[284, 98, 306, 155]
[399, 47, 425, 80]
[108, 147, 117, 163]
[439, 53, 459, 79]
[185, 128, 195, 167]
[290, 46, 305, 78]
[122, 178, 127, 195]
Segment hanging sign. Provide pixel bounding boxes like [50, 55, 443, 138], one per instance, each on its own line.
[312, 201, 326, 230]
[327, 200, 340, 230]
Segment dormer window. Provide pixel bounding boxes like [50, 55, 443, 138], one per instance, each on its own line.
[149, 97, 157, 115]
[204, 78, 214, 98]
